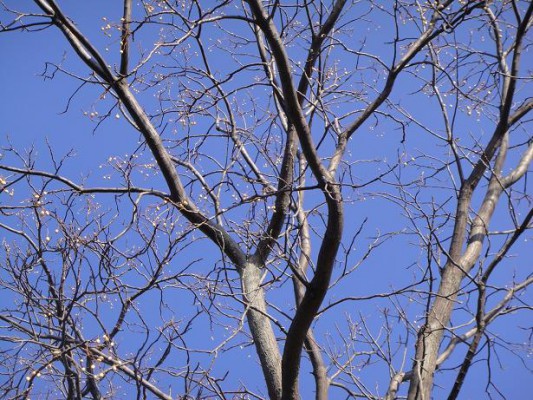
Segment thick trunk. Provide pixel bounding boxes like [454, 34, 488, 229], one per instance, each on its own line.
[407, 135, 513, 399]
[241, 261, 282, 400]
[407, 263, 462, 400]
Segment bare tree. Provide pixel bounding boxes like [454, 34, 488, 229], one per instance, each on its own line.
[1, 1, 531, 399]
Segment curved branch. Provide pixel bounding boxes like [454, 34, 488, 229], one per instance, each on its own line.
[246, 2, 345, 399]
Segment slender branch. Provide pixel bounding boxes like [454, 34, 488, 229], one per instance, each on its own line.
[120, 0, 132, 76]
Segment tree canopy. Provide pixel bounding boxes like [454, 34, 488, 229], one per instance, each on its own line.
[0, 1, 532, 399]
